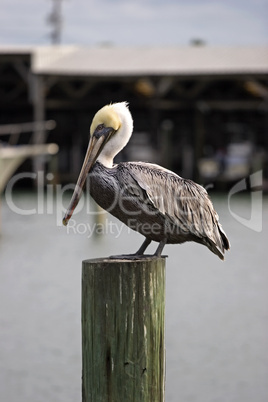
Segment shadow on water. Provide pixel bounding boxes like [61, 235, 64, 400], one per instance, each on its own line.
[0, 192, 267, 402]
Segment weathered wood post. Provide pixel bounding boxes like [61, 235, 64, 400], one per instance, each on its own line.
[82, 257, 166, 402]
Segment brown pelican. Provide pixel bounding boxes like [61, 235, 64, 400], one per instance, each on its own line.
[63, 102, 230, 260]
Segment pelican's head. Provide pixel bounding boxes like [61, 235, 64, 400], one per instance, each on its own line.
[63, 102, 133, 226]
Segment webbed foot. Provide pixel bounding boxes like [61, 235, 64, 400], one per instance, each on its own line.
[108, 254, 167, 260]
[109, 254, 156, 260]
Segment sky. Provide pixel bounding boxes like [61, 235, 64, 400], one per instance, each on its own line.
[0, 0, 267, 47]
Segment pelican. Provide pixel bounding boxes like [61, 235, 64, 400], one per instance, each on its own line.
[63, 102, 230, 260]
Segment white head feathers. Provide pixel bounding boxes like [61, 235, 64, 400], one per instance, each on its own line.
[91, 102, 134, 168]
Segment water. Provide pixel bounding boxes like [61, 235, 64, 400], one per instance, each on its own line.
[0, 192, 267, 402]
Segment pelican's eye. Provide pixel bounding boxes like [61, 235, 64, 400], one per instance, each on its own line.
[95, 123, 105, 133]
[92, 123, 105, 139]
[92, 123, 116, 140]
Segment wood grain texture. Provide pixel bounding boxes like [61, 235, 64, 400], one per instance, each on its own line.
[82, 257, 166, 402]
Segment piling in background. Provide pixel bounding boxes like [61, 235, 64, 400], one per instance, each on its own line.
[82, 257, 166, 402]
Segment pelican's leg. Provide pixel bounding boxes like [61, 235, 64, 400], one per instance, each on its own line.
[109, 238, 168, 259]
[134, 238, 151, 255]
[154, 239, 167, 257]
[109, 238, 152, 260]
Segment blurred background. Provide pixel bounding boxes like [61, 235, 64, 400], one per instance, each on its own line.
[0, 1, 268, 401]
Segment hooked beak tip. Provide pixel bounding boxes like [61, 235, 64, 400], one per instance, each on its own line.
[62, 217, 69, 226]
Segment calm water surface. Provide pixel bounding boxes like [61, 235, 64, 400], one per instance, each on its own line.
[0, 192, 267, 402]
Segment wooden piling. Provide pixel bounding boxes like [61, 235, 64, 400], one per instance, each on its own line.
[82, 257, 166, 402]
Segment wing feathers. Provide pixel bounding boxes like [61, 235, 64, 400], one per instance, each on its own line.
[119, 162, 229, 259]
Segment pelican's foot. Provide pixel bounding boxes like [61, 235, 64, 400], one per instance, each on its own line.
[108, 254, 167, 260]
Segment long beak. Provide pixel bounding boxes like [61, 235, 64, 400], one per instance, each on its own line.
[62, 127, 114, 226]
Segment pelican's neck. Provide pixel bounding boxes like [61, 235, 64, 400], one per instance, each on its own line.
[96, 103, 133, 168]
[96, 152, 114, 169]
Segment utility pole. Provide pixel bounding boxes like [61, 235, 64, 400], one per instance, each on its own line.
[47, 0, 63, 44]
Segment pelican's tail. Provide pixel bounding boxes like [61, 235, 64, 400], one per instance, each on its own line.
[206, 223, 230, 261]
